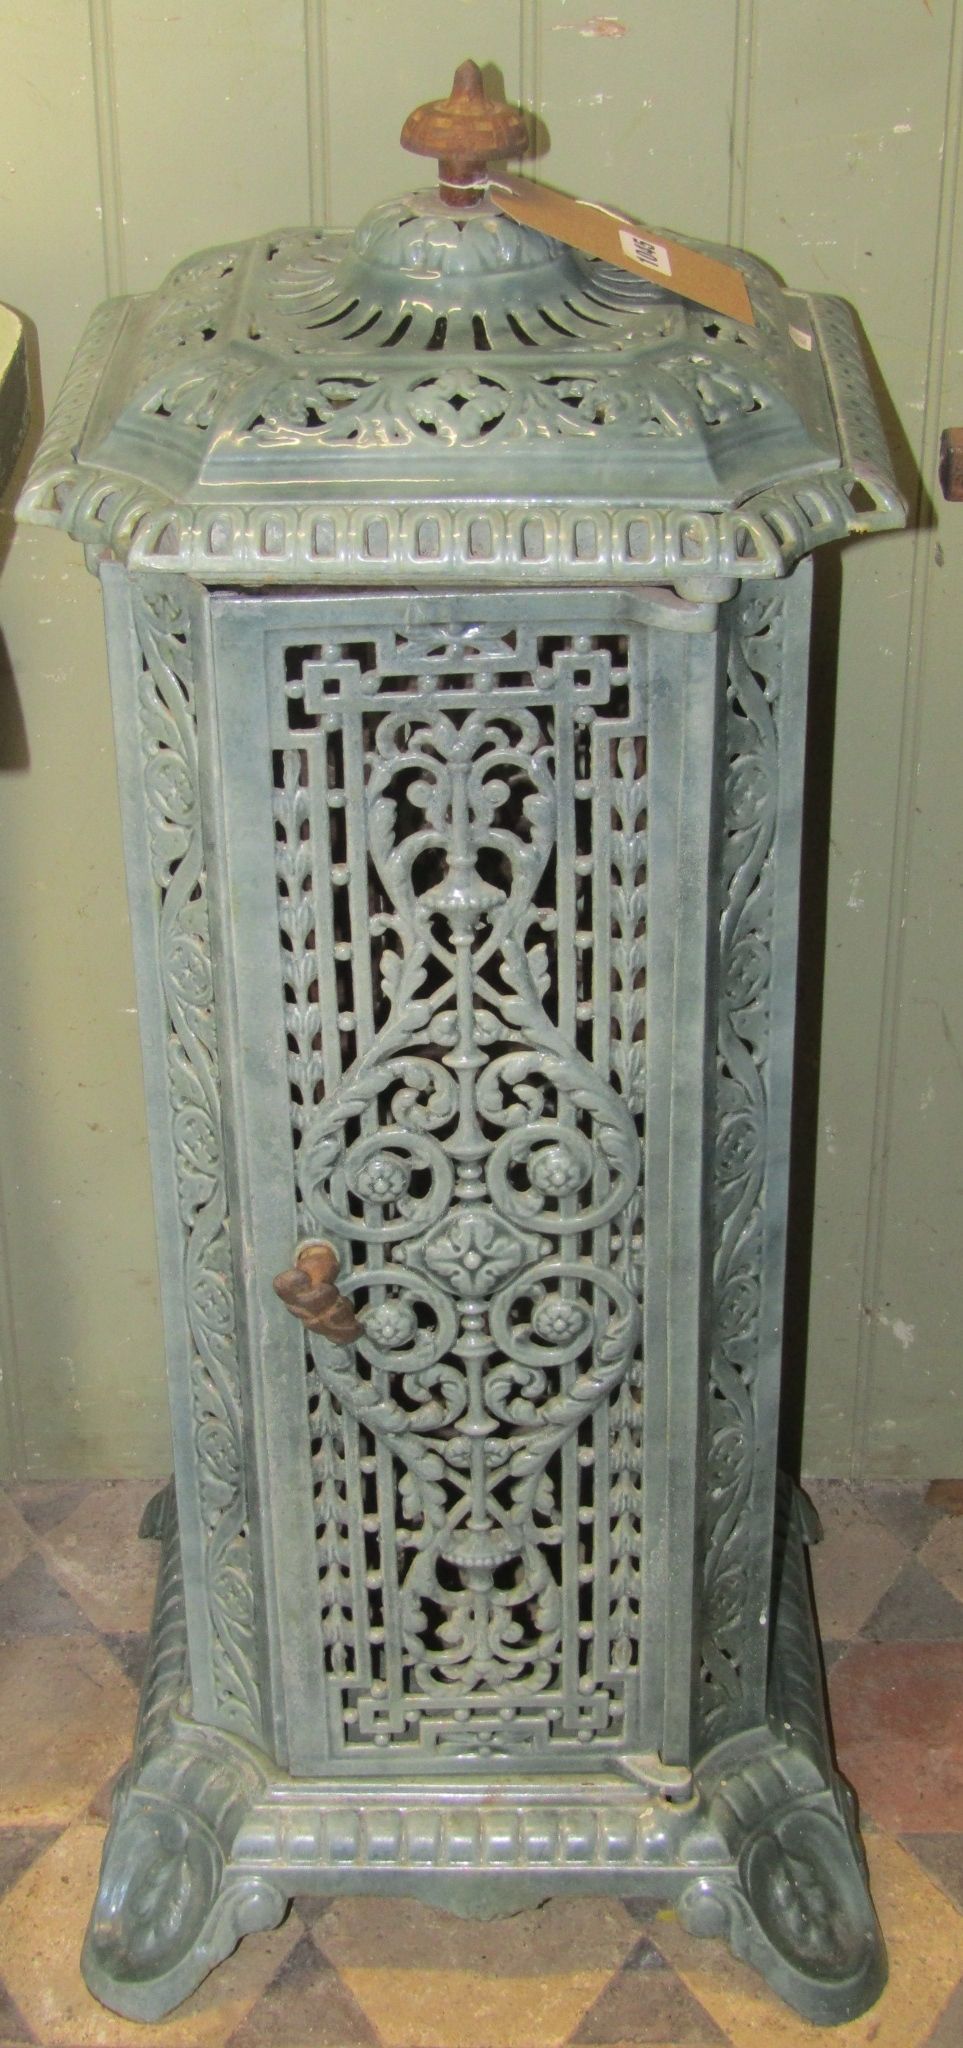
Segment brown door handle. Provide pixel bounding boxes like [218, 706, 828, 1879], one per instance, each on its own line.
[939, 428, 963, 500]
[272, 1241, 361, 1345]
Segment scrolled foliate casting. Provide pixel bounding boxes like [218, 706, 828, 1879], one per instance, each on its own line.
[272, 623, 647, 1757]
[18, 196, 905, 586]
[239, 354, 769, 453]
[133, 587, 259, 1742]
[699, 589, 784, 1743]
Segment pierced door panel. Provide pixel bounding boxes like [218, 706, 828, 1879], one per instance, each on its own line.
[204, 591, 713, 1777]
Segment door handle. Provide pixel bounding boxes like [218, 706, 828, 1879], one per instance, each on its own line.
[272, 1240, 361, 1345]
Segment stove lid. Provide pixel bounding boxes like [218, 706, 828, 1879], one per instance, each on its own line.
[18, 62, 904, 587]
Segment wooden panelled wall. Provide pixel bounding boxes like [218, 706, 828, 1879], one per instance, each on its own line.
[1, 1, 961, 1481]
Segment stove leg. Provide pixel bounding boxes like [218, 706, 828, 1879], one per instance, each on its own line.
[80, 1487, 286, 2022]
[81, 1782, 287, 2022]
[678, 1785, 886, 2026]
[681, 1482, 887, 2026]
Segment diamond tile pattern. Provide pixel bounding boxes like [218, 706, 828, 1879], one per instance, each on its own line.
[0, 1477, 959, 2047]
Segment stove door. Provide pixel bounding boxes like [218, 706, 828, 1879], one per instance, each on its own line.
[200, 587, 723, 1778]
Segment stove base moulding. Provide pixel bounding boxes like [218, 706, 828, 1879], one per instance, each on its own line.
[81, 1481, 886, 2027]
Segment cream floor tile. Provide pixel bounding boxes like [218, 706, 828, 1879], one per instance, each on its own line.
[40, 1482, 160, 1635]
[805, 1486, 908, 1640]
[318, 1893, 640, 2048]
[920, 1516, 963, 1605]
[0, 1634, 136, 1826]
[648, 1833, 963, 2048]
[334, 1961, 625, 2048]
[0, 1822, 299, 2048]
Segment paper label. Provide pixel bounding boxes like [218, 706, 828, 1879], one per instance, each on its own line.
[488, 174, 755, 327]
[789, 324, 814, 351]
[619, 229, 672, 277]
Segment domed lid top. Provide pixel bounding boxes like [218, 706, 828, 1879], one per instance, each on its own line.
[18, 66, 904, 586]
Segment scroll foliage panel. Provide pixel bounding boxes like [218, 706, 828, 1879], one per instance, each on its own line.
[270, 622, 648, 1762]
[132, 586, 260, 1741]
[700, 588, 786, 1746]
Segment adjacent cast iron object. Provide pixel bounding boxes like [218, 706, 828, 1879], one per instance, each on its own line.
[938, 425, 963, 500]
[0, 304, 28, 496]
[19, 60, 904, 2030]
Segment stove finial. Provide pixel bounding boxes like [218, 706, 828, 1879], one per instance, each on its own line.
[401, 59, 529, 208]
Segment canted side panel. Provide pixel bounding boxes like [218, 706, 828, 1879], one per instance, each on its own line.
[697, 573, 810, 1748]
[269, 619, 648, 1764]
[121, 578, 260, 1742]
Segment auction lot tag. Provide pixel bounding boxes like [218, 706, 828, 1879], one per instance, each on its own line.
[489, 173, 755, 327]
[618, 229, 673, 277]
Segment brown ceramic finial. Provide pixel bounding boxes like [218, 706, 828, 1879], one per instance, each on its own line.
[401, 59, 528, 207]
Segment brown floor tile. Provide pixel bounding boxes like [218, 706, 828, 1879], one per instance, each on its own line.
[570, 1935, 726, 2044]
[101, 1632, 151, 1693]
[863, 1481, 944, 1553]
[861, 1558, 963, 1643]
[0, 1828, 62, 1902]
[0, 1975, 37, 2044]
[820, 1637, 849, 1673]
[902, 1834, 963, 1909]
[319, 1893, 640, 2048]
[12, 1483, 94, 1539]
[830, 1642, 963, 1831]
[226, 1931, 379, 2047]
[39, 1482, 159, 1636]
[805, 1485, 906, 1639]
[0, 1498, 32, 1584]
[920, 1515, 963, 1605]
[925, 1481, 963, 1516]
[650, 1833, 963, 2048]
[292, 1893, 335, 1929]
[619, 1896, 663, 1927]
[924, 1975, 963, 2046]
[0, 1554, 94, 1644]
[0, 1822, 299, 2048]
[0, 1635, 136, 1827]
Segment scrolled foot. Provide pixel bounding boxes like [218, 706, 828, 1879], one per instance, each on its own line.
[81, 1785, 285, 2022]
[679, 1795, 886, 2026]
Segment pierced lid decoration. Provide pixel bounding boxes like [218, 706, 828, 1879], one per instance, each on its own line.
[18, 63, 904, 587]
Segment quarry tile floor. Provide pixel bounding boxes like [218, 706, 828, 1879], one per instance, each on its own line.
[0, 1476, 961, 2047]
